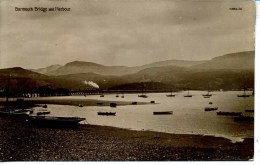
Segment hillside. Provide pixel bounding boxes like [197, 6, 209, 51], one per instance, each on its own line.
[45, 61, 133, 76]
[31, 51, 254, 76]
[0, 67, 86, 96]
[0, 51, 255, 94]
[191, 51, 254, 70]
[31, 64, 62, 75]
[32, 60, 205, 76]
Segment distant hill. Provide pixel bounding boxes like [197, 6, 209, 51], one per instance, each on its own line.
[0, 51, 255, 94]
[31, 64, 62, 75]
[32, 60, 205, 76]
[191, 51, 254, 70]
[31, 51, 254, 76]
[0, 67, 86, 95]
[44, 61, 133, 76]
[136, 60, 205, 70]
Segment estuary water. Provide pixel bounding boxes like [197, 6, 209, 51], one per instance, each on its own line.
[33, 91, 254, 142]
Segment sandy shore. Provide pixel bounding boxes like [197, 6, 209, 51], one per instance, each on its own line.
[0, 116, 254, 161]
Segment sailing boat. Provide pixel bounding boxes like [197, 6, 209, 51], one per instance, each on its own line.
[121, 92, 124, 98]
[166, 89, 175, 97]
[138, 83, 148, 98]
[184, 88, 192, 97]
[237, 87, 250, 97]
[237, 79, 250, 97]
[203, 83, 212, 97]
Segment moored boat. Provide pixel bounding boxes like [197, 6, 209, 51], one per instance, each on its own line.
[237, 84, 250, 97]
[97, 112, 116, 116]
[138, 94, 148, 98]
[234, 116, 254, 122]
[202, 83, 212, 97]
[0, 109, 33, 117]
[184, 88, 192, 97]
[205, 107, 218, 111]
[36, 111, 51, 115]
[166, 90, 175, 97]
[131, 102, 137, 105]
[217, 111, 242, 116]
[27, 116, 86, 127]
[153, 111, 173, 115]
[110, 103, 117, 107]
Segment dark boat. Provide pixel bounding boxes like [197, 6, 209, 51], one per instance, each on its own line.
[150, 101, 155, 104]
[28, 116, 85, 127]
[0, 109, 33, 117]
[110, 103, 117, 107]
[234, 116, 254, 122]
[245, 109, 254, 113]
[205, 107, 218, 111]
[97, 112, 116, 116]
[153, 111, 173, 115]
[131, 102, 137, 105]
[138, 94, 148, 98]
[36, 111, 51, 115]
[100, 94, 104, 97]
[203, 96, 210, 98]
[43, 104, 48, 108]
[217, 111, 242, 116]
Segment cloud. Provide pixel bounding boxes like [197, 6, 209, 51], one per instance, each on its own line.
[0, 0, 255, 69]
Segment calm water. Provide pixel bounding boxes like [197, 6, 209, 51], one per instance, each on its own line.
[33, 91, 254, 142]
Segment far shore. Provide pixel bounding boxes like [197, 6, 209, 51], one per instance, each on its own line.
[0, 97, 151, 109]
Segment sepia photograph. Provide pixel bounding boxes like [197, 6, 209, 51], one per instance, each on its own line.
[0, 0, 256, 161]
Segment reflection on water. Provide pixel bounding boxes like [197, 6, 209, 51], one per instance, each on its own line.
[33, 91, 254, 142]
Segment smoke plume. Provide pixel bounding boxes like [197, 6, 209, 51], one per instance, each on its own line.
[83, 80, 99, 89]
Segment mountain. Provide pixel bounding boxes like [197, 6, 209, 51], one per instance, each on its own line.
[45, 61, 133, 76]
[191, 51, 254, 70]
[32, 60, 205, 76]
[0, 67, 86, 95]
[136, 60, 205, 70]
[109, 66, 254, 91]
[31, 64, 62, 75]
[0, 51, 254, 94]
[31, 51, 254, 76]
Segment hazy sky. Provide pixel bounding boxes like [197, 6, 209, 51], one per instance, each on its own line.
[0, 0, 255, 69]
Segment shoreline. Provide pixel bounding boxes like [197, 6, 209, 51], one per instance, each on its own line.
[0, 117, 254, 161]
[0, 97, 150, 109]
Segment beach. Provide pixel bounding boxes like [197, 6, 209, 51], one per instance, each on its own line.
[0, 116, 253, 161]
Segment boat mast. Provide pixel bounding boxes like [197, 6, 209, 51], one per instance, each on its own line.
[207, 83, 210, 95]
[5, 74, 10, 110]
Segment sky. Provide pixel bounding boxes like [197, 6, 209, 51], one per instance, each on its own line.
[0, 0, 255, 69]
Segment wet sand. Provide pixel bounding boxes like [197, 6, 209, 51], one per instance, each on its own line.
[0, 117, 254, 161]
